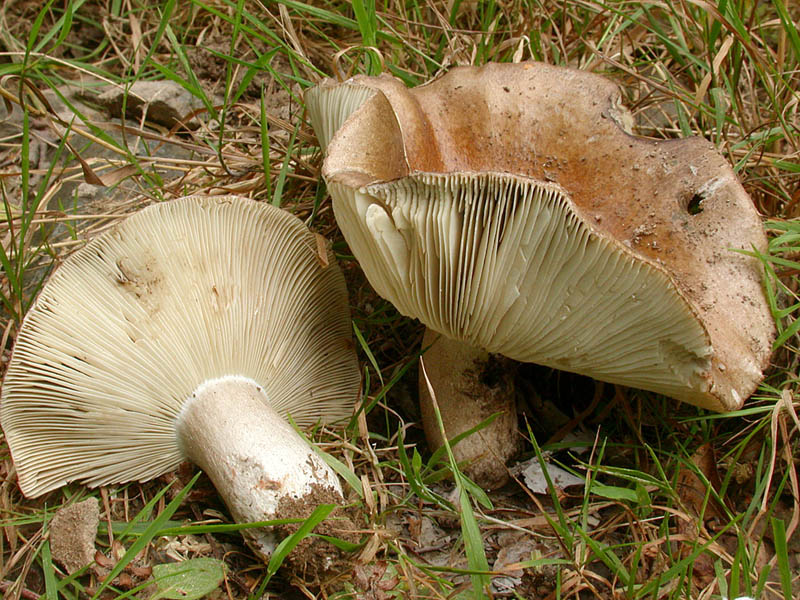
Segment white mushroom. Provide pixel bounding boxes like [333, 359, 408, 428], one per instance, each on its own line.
[1, 195, 361, 560]
[306, 63, 775, 486]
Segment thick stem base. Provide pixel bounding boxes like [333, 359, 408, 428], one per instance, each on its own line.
[419, 329, 520, 489]
[175, 376, 343, 560]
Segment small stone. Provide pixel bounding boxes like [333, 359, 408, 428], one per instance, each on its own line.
[97, 81, 204, 129]
[75, 183, 107, 203]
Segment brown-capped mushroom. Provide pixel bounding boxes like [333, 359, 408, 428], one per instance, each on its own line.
[306, 63, 775, 486]
[1, 195, 361, 561]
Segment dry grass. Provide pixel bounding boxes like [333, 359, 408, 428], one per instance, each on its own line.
[0, 0, 798, 598]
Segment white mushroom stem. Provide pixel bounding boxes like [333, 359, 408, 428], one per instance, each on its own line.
[175, 375, 343, 560]
[419, 329, 520, 489]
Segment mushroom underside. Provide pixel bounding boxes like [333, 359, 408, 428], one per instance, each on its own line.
[330, 172, 720, 405]
[0, 196, 361, 565]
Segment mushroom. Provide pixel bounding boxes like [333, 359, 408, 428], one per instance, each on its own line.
[306, 63, 775, 486]
[0, 195, 361, 561]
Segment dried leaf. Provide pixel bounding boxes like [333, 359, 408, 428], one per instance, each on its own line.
[73, 148, 105, 186]
[491, 534, 537, 593]
[511, 455, 583, 495]
[675, 443, 726, 591]
[314, 233, 330, 268]
[676, 443, 725, 520]
[99, 164, 139, 186]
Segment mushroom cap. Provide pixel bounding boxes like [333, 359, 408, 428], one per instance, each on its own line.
[316, 62, 775, 411]
[1, 195, 361, 497]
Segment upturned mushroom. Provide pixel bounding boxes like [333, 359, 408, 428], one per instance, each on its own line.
[306, 63, 775, 486]
[1, 195, 361, 561]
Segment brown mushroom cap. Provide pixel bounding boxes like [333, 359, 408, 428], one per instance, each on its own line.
[317, 62, 774, 411]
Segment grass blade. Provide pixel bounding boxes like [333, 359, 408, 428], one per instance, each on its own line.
[771, 517, 792, 600]
[420, 358, 490, 597]
[41, 539, 58, 600]
[271, 120, 299, 207]
[353, 321, 383, 386]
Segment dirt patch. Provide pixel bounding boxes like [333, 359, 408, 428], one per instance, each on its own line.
[274, 484, 361, 588]
[0, 0, 106, 60]
[469, 353, 516, 403]
[187, 31, 297, 107]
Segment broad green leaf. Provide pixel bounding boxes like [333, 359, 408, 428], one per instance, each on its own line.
[151, 558, 226, 600]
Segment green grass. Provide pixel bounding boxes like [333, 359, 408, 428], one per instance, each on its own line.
[0, 0, 797, 598]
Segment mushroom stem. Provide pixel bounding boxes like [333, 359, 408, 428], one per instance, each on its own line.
[175, 375, 343, 560]
[419, 329, 521, 489]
